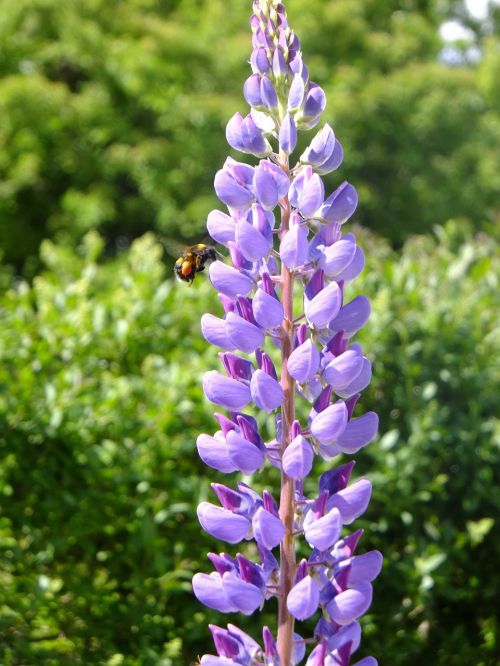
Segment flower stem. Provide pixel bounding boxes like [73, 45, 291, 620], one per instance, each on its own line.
[277, 152, 297, 665]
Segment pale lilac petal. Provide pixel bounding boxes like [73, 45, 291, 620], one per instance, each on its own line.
[288, 74, 305, 110]
[320, 239, 357, 277]
[316, 139, 343, 175]
[287, 339, 320, 382]
[280, 113, 297, 154]
[318, 182, 358, 224]
[200, 656, 233, 666]
[280, 223, 309, 269]
[310, 400, 348, 446]
[250, 369, 284, 412]
[196, 433, 237, 473]
[299, 173, 324, 217]
[300, 124, 335, 166]
[207, 210, 236, 245]
[346, 551, 383, 585]
[222, 572, 263, 615]
[201, 313, 236, 351]
[236, 219, 271, 261]
[323, 350, 364, 391]
[335, 358, 372, 399]
[327, 621, 362, 654]
[282, 435, 314, 479]
[336, 412, 379, 453]
[331, 295, 371, 337]
[214, 170, 254, 209]
[305, 281, 342, 328]
[335, 245, 365, 282]
[304, 507, 342, 551]
[226, 112, 245, 151]
[252, 507, 285, 549]
[197, 502, 250, 544]
[244, 74, 264, 106]
[225, 312, 264, 353]
[254, 164, 278, 210]
[328, 479, 372, 524]
[226, 430, 265, 474]
[209, 261, 254, 297]
[352, 658, 378, 666]
[287, 575, 320, 620]
[192, 573, 237, 613]
[253, 288, 284, 329]
[327, 582, 373, 625]
[202, 371, 251, 410]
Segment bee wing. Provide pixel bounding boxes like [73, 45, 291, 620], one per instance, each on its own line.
[160, 236, 189, 259]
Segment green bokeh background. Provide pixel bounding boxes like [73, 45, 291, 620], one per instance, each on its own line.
[0, 1, 499, 664]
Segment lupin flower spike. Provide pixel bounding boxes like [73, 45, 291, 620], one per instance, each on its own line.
[194, 1, 381, 664]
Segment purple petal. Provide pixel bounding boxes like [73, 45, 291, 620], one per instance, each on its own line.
[261, 75, 279, 109]
[287, 575, 320, 620]
[196, 433, 237, 473]
[197, 502, 250, 544]
[288, 74, 305, 110]
[202, 371, 251, 410]
[252, 507, 285, 549]
[335, 245, 365, 282]
[214, 170, 254, 209]
[299, 173, 325, 217]
[287, 339, 320, 382]
[282, 434, 314, 479]
[304, 507, 342, 551]
[310, 400, 348, 446]
[345, 551, 383, 585]
[336, 412, 379, 453]
[226, 430, 265, 474]
[318, 182, 358, 224]
[352, 658, 378, 666]
[225, 312, 264, 353]
[241, 115, 270, 157]
[335, 358, 372, 400]
[201, 313, 236, 351]
[305, 281, 342, 328]
[320, 239, 357, 277]
[235, 219, 271, 262]
[323, 350, 364, 391]
[207, 209, 236, 245]
[226, 112, 245, 151]
[209, 261, 253, 297]
[302, 83, 326, 120]
[327, 621, 362, 654]
[253, 288, 284, 329]
[226, 624, 261, 656]
[301, 124, 335, 166]
[222, 572, 263, 615]
[328, 479, 372, 524]
[316, 139, 344, 175]
[279, 113, 298, 154]
[192, 572, 237, 613]
[244, 74, 264, 107]
[280, 223, 309, 269]
[250, 369, 284, 412]
[331, 295, 371, 337]
[253, 163, 279, 210]
[200, 656, 233, 666]
[327, 582, 373, 625]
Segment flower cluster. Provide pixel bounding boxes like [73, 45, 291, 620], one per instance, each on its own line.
[193, 2, 381, 664]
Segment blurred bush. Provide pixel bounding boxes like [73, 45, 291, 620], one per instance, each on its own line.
[0, 222, 498, 664]
[0, 0, 498, 268]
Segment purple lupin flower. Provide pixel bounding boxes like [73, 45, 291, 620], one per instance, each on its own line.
[193, 2, 380, 664]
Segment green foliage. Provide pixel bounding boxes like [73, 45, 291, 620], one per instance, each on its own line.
[0, 224, 499, 664]
[0, 0, 498, 268]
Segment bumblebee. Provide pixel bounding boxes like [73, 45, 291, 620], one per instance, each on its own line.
[174, 243, 218, 285]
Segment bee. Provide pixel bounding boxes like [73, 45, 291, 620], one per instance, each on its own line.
[173, 243, 218, 285]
